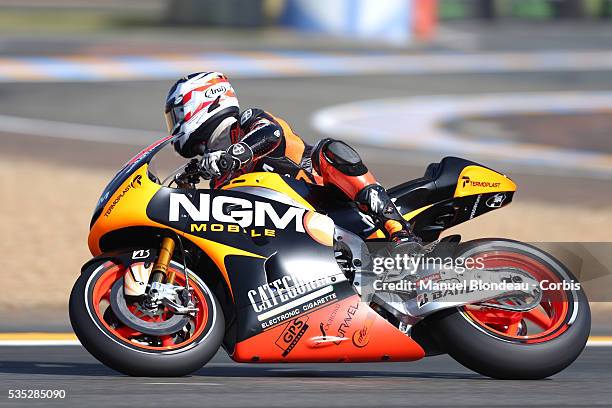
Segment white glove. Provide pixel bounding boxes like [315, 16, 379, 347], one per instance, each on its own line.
[200, 150, 224, 179]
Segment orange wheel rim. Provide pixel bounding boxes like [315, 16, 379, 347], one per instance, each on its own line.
[462, 251, 571, 344]
[91, 262, 209, 351]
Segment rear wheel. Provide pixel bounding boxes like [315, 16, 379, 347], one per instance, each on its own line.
[69, 259, 224, 376]
[426, 239, 590, 379]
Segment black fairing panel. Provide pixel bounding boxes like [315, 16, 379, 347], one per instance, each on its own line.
[143, 184, 350, 345]
[388, 157, 514, 241]
[388, 156, 483, 214]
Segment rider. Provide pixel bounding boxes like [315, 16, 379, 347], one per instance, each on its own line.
[164, 71, 421, 246]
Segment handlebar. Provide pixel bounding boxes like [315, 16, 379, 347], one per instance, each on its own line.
[173, 152, 236, 187]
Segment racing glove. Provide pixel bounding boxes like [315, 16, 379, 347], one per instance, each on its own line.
[200, 142, 254, 179]
[226, 142, 254, 169]
[200, 150, 225, 179]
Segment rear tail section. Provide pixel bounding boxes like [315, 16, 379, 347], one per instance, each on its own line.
[388, 157, 516, 241]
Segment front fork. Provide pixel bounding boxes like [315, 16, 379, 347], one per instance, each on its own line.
[150, 237, 176, 284]
[144, 236, 197, 314]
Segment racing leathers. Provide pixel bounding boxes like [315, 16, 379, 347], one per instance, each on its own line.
[206, 108, 415, 241]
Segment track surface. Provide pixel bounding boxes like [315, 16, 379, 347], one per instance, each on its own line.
[0, 346, 610, 408]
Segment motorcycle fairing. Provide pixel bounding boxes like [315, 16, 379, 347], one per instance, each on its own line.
[89, 164, 170, 255]
[232, 294, 425, 363]
[141, 181, 363, 347]
[390, 157, 517, 241]
[90, 135, 174, 229]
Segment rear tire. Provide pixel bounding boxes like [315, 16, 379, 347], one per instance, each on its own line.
[69, 259, 224, 377]
[426, 239, 590, 379]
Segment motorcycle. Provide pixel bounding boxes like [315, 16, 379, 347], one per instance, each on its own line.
[69, 135, 590, 379]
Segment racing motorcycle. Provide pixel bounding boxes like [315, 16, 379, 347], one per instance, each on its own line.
[69, 135, 590, 379]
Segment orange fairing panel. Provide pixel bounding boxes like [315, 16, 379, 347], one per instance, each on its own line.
[88, 164, 166, 255]
[232, 295, 425, 363]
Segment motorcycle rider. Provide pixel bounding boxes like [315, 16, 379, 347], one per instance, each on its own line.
[164, 71, 422, 247]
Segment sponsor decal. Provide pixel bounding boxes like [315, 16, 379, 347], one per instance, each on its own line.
[461, 176, 501, 189]
[416, 293, 429, 308]
[248, 275, 336, 314]
[105, 183, 136, 217]
[131, 249, 151, 260]
[189, 223, 277, 238]
[311, 322, 348, 346]
[322, 303, 341, 331]
[169, 193, 307, 232]
[335, 302, 359, 345]
[204, 84, 228, 99]
[231, 143, 246, 156]
[352, 312, 375, 348]
[130, 175, 142, 188]
[259, 292, 337, 329]
[276, 316, 309, 357]
[240, 109, 253, 125]
[469, 194, 482, 219]
[414, 273, 441, 287]
[486, 192, 507, 208]
[398, 321, 410, 334]
[368, 189, 382, 213]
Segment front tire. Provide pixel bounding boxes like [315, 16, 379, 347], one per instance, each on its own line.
[69, 259, 224, 376]
[426, 239, 590, 379]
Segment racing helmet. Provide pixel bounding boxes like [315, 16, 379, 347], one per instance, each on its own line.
[164, 71, 239, 158]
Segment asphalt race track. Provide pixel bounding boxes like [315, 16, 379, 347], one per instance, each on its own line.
[1, 346, 611, 408]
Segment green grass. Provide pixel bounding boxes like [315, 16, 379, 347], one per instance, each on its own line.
[0, 9, 158, 34]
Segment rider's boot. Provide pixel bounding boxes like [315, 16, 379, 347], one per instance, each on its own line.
[355, 184, 425, 255]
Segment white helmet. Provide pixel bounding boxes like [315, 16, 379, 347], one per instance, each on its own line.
[164, 72, 239, 158]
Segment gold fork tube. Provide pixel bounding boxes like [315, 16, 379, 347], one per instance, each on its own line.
[151, 237, 176, 284]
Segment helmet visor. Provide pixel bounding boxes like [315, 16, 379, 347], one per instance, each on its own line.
[164, 104, 183, 135]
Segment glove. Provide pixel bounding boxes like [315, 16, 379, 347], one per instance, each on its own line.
[200, 150, 225, 179]
[226, 142, 253, 168]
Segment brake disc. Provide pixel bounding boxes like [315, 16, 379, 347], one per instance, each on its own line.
[109, 279, 189, 336]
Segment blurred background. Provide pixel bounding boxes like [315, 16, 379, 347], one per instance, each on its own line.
[0, 0, 611, 333]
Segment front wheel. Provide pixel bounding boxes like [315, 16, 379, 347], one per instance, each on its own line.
[426, 239, 590, 380]
[69, 259, 224, 376]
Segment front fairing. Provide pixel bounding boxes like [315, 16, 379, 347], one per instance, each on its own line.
[90, 135, 175, 228]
